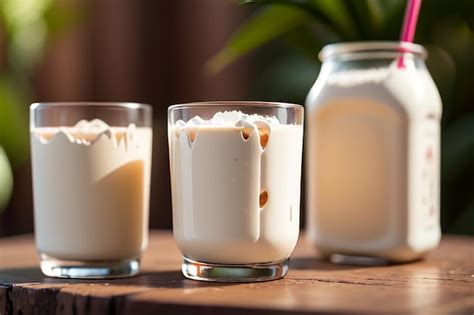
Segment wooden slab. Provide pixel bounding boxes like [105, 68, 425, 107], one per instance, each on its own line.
[1, 231, 473, 314]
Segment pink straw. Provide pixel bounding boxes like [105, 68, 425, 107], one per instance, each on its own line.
[397, 0, 422, 68]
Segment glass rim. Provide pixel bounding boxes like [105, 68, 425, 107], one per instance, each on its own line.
[30, 102, 152, 111]
[319, 41, 427, 61]
[168, 101, 303, 111]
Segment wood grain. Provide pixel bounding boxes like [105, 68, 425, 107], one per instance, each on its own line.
[1, 231, 473, 314]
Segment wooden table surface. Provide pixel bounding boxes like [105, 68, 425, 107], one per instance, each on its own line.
[0, 231, 473, 314]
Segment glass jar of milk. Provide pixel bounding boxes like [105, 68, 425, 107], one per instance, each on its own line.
[305, 42, 442, 262]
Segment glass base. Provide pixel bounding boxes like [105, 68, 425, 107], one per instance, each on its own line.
[182, 257, 289, 282]
[39, 253, 140, 279]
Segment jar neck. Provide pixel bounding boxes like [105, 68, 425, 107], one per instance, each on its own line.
[320, 41, 426, 60]
[319, 41, 427, 72]
[321, 53, 426, 73]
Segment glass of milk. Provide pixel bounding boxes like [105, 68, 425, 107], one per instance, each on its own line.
[305, 42, 442, 262]
[30, 102, 153, 278]
[168, 101, 304, 282]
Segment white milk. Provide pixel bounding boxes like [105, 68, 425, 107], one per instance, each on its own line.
[31, 119, 152, 261]
[306, 60, 442, 261]
[169, 112, 303, 264]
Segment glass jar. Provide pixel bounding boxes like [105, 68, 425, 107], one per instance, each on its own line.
[305, 42, 442, 262]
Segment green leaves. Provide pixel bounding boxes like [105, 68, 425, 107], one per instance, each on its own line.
[1, 0, 52, 72]
[0, 76, 30, 168]
[441, 114, 474, 183]
[209, 0, 408, 72]
[0, 0, 82, 171]
[441, 113, 474, 234]
[0, 146, 14, 213]
[208, 0, 369, 73]
[207, 5, 311, 73]
[307, 0, 358, 39]
[283, 25, 326, 60]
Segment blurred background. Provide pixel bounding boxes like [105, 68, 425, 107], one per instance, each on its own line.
[0, 0, 473, 236]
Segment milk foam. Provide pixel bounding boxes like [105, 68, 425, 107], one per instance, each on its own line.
[33, 119, 137, 149]
[176, 111, 281, 127]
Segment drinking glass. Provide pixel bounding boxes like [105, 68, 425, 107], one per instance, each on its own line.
[30, 102, 152, 278]
[168, 101, 304, 282]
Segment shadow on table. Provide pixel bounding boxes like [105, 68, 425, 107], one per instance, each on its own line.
[1, 254, 404, 286]
[290, 256, 393, 271]
[0, 262, 380, 288]
[0, 268, 235, 289]
[0, 267, 46, 283]
[111, 270, 236, 288]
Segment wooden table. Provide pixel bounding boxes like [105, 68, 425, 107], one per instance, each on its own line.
[0, 231, 473, 314]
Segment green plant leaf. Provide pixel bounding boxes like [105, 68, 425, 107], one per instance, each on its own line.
[254, 54, 320, 103]
[0, 76, 30, 167]
[308, 0, 358, 39]
[1, 0, 52, 72]
[378, 0, 405, 40]
[242, 0, 357, 38]
[207, 5, 310, 73]
[0, 146, 13, 213]
[342, 0, 385, 39]
[283, 25, 326, 60]
[43, 0, 87, 36]
[460, 0, 474, 30]
[366, 0, 384, 30]
[446, 202, 474, 236]
[441, 113, 474, 183]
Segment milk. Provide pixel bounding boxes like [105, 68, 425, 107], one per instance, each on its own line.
[31, 119, 152, 261]
[169, 112, 303, 264]
[306, 60, 441, 261]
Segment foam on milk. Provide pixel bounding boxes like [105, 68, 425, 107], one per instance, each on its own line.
[176, 110, 281, 128]
[169, 111, 303, 264]
[31, 119, 152, 261]
[35, 119, 138, 149]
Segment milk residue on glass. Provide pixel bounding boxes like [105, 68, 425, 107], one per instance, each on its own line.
[169, 111, 303, 264]
[31, 119, 152, 261]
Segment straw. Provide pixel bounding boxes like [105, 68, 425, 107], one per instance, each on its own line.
[397, 0, 422, 68]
